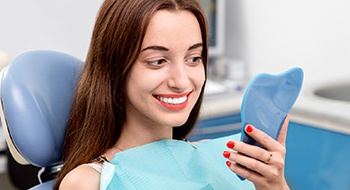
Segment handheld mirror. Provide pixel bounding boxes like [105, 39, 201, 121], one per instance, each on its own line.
[240, 67, 304, 148]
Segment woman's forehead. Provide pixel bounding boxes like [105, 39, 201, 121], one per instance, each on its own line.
[141, 10, 202, 50]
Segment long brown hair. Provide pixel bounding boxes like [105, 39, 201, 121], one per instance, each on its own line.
[54, 0, 208, 188]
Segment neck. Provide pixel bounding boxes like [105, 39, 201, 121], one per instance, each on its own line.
[115, 120, 173, 151]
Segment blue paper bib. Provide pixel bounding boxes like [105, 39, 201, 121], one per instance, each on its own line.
[100, 134, 255, 190]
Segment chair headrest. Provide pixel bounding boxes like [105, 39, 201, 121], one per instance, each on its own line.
[0, 50, 84, 167]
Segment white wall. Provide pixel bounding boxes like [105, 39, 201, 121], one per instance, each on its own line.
[238, 0, 350, 85]
[0, 0, 103, 61]
[2, 0, 350, 86]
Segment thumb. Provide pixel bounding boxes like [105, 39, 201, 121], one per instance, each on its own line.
[277, 114, 290, 147]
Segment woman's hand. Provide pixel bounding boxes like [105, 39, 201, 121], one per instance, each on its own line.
[223, 115, 290, 190]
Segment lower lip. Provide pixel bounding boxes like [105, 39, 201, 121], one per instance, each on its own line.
[156, 96, 189, 111]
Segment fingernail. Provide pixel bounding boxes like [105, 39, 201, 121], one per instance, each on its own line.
[246, 125, 253, 133]
[226, 141, 235, 149]
[223, 151, 231, 158]
[226, 161, 232, 167]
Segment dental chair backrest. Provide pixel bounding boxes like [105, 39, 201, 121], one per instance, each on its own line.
[0, 50, 84, 189]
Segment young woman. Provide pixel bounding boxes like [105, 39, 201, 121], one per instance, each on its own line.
[55, 0, 290, 189]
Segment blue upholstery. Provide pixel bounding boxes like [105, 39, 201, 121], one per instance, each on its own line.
[0, 50, 83, 189]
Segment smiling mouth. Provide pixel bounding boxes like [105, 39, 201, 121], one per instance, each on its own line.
[156, 95, 187, 105]
[153, 92, 191, 110]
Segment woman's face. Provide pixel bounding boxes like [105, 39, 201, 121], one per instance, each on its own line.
[125, 10, 205, 133]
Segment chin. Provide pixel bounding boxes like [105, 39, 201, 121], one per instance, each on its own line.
[169, 117, 189, 127]
[172, 122, 187, 128]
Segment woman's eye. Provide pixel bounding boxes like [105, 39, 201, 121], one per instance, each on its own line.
[147, 59, 167, 67]
[187, 56, 202, 65]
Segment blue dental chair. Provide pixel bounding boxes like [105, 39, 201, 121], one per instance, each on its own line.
[0, 50, 84, 189]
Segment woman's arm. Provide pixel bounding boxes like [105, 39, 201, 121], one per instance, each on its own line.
[224, 115, 290, 190]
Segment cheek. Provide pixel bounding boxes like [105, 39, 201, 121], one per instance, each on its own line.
[193, 65, 206, 89]
[128, 69, 165, 94]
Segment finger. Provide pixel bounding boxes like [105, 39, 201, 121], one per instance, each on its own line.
[243, 124, 279, 151]
[226, 140, 272, 165]
[230, 151, 268, 173]
[277, 114, 290, 147]
[226, 157, 265, 183]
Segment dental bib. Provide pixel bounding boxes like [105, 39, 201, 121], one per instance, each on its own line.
[100, 134, 255, 190]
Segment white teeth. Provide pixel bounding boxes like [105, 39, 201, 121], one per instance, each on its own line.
[157, 96, 187, 104]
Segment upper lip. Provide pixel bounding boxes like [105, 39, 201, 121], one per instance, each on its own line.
[153, 91, 192, 98]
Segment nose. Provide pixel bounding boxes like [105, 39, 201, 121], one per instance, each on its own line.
[167, 62, 190, 92]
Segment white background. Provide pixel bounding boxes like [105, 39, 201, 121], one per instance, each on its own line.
[1, 0, 350, 85]
[239, 0, 350, 85]
[0, 0, 103, 60]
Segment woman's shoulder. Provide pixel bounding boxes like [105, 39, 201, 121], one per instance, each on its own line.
[59, 163, 101, 190]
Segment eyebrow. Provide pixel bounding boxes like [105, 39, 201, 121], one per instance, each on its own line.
[188, 43, 203, 51]
[141, 42, 203, 52]
[141, 45, 169, 52]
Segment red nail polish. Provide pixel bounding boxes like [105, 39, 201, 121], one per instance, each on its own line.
[226, 161, 232, 167]
[226, 141, 235, 149]
[223, 151, 230, 158]
[246, 125, 253, 133]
